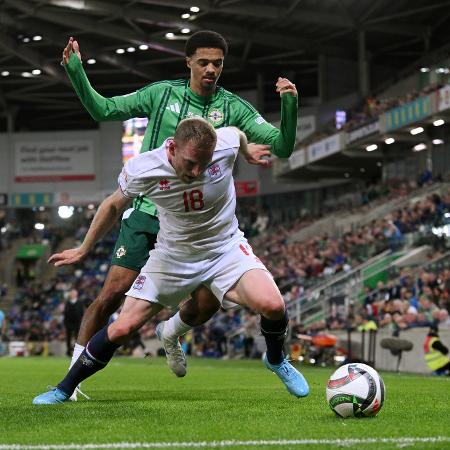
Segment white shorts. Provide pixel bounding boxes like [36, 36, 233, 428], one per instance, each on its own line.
[125, 237, 269, 308]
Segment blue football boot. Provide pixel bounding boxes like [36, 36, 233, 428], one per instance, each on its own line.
[33, 387, 70, 405]
[264, 355, 310, 398]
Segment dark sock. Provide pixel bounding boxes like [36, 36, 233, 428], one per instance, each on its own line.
[261, 310, 288, 365]
[58, 326, 120, 396]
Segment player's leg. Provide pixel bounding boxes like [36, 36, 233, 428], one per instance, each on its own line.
[68, 209, 158, 398]
[225, 269, 309, 397]
[180, 286, 221, 326]
[156, 286, 220, 376]
[77, 265, 138, 345]
[67, 265, 138, 400]
[33, 296, 163, 405]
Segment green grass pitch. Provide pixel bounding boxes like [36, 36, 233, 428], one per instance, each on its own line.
[0, 357, 449, 450]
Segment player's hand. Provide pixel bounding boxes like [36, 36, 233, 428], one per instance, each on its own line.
[62, 37, 82, 65]
[246, 144, 272, 167]
[276, 77, 297, 97]
[48, 247, 88, 267]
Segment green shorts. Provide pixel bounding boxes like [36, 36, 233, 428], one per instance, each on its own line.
[111, 209, 160, 271]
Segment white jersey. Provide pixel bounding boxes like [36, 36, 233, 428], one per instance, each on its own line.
[118, 127, 244, 260]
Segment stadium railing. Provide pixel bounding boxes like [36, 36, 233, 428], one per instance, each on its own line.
[285, 249, 392, 326]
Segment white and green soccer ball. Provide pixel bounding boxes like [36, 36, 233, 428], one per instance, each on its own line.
[326, 363, 385, 418]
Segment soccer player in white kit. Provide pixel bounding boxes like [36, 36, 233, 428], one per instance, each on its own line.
[33, 118, 309, 404]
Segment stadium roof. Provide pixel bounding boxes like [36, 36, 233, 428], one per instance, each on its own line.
[0, 0, 450, 132]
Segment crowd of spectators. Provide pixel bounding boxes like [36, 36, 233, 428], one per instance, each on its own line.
[299, 81, 446, 148]
[3, 221, 117, 349]
[298, 264, 450, 338]
[250, 188, 450, 302]
[1, 177, 449, 359]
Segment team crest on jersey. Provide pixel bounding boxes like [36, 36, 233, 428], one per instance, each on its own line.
[159, 179, 171, 191]
[115, 246, 126, 258]
[207, 163, 222, 180]
[133, 275, 146, 291]
[208, 109, 224, 124]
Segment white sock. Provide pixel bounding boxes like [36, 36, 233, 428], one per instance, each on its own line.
[69, 343, 85, 370]
[163, 312, 192, 339]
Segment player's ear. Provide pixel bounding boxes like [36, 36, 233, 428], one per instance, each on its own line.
[168, 140, 176, 157]
[186, 57, 191, 69]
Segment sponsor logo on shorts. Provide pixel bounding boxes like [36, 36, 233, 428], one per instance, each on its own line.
[115, 246, 126, 258]
[133, 275, 146, 290]
[208, 109, 224, 124]
[207, 163, 222, 180]
[255, 116, 266, 125]
[159, 179, 171, 191]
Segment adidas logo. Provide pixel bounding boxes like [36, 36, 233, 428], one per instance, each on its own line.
[166, 103, 181, 113]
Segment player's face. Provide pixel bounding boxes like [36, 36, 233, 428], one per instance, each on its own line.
[186, 48, 224, 95]
[169, 140, 213, 184]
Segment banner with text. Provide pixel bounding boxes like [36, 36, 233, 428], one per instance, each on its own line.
[347, 120, 380, 144]
[383, 95, 434, 132]
[307, 133, 344, 163]
[14, 140, 95, 182]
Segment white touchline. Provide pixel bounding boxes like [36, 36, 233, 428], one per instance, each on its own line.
[0, 437, 450, 449]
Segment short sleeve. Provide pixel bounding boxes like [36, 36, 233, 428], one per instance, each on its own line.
[117, 151, 162, 198]
[118, 166, 140, 199]
[215, 127, 240, 157]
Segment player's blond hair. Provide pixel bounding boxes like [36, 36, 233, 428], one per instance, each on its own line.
[174, 117, 217, 153]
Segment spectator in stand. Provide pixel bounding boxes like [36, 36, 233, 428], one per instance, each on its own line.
[418, 168, 432, 187]
[435, 309, 450, 329]
[424, 325, 450, 375]
[63, 289, 84, 357]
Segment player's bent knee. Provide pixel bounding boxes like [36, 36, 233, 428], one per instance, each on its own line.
[259, 297, 285, 319]
[108, 321, 135, 341]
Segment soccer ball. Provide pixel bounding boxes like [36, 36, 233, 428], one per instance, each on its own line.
[326, 363, 385, 418]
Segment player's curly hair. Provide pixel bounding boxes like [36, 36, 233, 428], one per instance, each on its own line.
[185, 30, 228, 57]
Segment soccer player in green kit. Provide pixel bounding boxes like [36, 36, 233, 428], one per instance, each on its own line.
[56, 30, 298, 395]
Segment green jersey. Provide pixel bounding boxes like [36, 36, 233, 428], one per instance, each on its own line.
[65, 53, 298, 216]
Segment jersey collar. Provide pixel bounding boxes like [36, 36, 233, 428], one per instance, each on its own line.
[186, 80, 220, 104]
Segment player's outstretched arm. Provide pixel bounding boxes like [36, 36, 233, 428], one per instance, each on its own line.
[62, 37, 149, 121]
[48, 189, 131, 267]
[235, 77, 298, 159]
